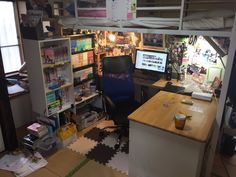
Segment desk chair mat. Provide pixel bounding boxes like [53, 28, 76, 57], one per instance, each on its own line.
[67, 123, 129, 175]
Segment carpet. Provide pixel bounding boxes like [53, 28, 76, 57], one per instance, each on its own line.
[67, 121, 129, 175]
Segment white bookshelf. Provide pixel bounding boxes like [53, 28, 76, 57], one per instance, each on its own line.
[68, 34, 102, 130]
[23, 38, 74, 117]
[75, 92, 99, 106]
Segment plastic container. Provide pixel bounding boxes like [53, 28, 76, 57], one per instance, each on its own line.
[174, 113, 186, 130]
[57, 123, 77, 147]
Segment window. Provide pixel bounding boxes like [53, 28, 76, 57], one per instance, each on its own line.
[0, 1, 22, 73]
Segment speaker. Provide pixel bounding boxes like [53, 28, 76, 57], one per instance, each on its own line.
[166, 67, 172, 81]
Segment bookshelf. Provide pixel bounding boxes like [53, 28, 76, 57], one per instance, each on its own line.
[69, 34, 101, 130]
[23, 38, 74, 117]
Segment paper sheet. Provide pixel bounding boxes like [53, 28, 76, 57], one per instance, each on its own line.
[7, 84, 25, 95]
[0, 152, 47, 177]
[0, 154, 29, 172]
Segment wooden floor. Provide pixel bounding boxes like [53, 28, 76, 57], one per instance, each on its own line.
[211, 152, 236, 177]
[0, 119, 235, 177]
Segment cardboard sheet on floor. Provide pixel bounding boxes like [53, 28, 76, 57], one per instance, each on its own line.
[73, 160, 128, 177]
[27, 168, 59, 177]
[46, 148, 86, 177]
[0, 169, 15, 177]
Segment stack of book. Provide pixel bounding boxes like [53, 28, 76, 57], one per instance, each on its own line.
[23, 123, 49, 151]
[27, 123, 48, 138]
[23, 119, 59, 154]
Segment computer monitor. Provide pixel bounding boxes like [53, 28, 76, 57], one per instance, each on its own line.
[135, 49, 168, 73]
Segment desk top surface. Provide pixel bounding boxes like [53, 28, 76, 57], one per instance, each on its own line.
[128, 91, 217, 142]
[152, 78, 183, 88]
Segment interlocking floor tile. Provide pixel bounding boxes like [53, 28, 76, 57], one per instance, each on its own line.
[101, 133, 119, 149]
[68, 136, 98, 155]
[107, 152, 129, 175]
[101, 133, 128, 150]
[86, 144, 116, 165]
[84, 127, 108, 142]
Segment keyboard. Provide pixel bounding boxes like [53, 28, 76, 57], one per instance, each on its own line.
[163, 84, 185, 93]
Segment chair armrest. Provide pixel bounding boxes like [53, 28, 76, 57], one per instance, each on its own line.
[103, 95, 116, 116]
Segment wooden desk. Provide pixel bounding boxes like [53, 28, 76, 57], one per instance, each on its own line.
[152, 78, 183, 88]
[128, 91, 217, 177]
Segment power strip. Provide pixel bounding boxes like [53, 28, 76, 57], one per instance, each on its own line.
[191, 92, 213, 101]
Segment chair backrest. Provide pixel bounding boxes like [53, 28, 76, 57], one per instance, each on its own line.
[102, 55, 134, 103]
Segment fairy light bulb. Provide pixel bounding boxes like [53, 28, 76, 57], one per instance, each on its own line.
[108, 33, 116, 42]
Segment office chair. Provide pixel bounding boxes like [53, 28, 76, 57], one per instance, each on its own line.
[101, 55, 139, 149]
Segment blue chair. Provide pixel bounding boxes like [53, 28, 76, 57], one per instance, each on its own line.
[101, 55, 140, 149]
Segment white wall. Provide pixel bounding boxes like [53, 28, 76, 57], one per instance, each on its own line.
[10, 93, 34, 128]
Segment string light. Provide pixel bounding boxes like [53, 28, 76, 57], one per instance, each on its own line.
[108, 33, 116, 42]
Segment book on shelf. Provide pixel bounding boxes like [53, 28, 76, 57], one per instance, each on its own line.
[74, 67, 93, 82]
[71, 38, 93, 53]
[44, 64, 69, 90]
[41, 46, 69, 64]
[72, 50, 94, 69]
[48, 100, 61, 115]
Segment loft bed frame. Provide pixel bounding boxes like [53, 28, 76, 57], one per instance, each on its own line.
[54, 0, 236, 37]
[52, 0, 236, 123]
[53, 0, 236, 121]
[52, 1, 236, 177]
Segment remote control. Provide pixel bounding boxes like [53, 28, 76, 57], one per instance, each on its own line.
[181, 99, 193, 105]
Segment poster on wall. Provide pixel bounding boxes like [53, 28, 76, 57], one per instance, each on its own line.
[142, 34, 165, 49]
[187, 37, 219, 67]
[202, 49, 218, 65]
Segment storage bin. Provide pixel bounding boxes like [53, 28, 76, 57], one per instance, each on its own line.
[57, 123, 77, 147]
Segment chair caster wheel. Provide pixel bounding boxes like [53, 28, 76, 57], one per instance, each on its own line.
[99, 132, 104, 137]
[114, 144, 120, 150]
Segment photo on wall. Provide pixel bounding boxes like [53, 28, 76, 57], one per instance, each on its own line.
[142, 33, 165, 49]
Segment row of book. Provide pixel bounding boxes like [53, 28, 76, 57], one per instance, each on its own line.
[41, 46, 69, 64]
[74, 67, 93, 84]
[71, 38, 93, 53]
[71, 50, 94, 69]
[44, 66, 69, 89]
[47, 88, 70, 105]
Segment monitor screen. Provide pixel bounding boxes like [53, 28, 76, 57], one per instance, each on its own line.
[135, 49, 168, 73]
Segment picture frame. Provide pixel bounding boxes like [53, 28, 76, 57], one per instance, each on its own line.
[211, 76, 221, 90]
[207, 67, 222, 83]
[142, 33, 165, 49]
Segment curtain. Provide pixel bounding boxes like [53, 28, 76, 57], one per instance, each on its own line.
[0, 1, 21, 73]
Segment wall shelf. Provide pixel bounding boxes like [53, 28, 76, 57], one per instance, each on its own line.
[73, 63, 94, 72]
[71, 48, 94, 55]
[75, 92, 99, 106]
[45, 83, 73, 93]
[74, 77, 94, 86]
[43, 60, 71, 69]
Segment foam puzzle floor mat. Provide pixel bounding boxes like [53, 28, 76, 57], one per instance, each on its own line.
[67, 122, 129, 175]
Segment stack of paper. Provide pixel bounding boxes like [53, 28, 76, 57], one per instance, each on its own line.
[7, 84, 25, 95]
[0, 152, 47, 177]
